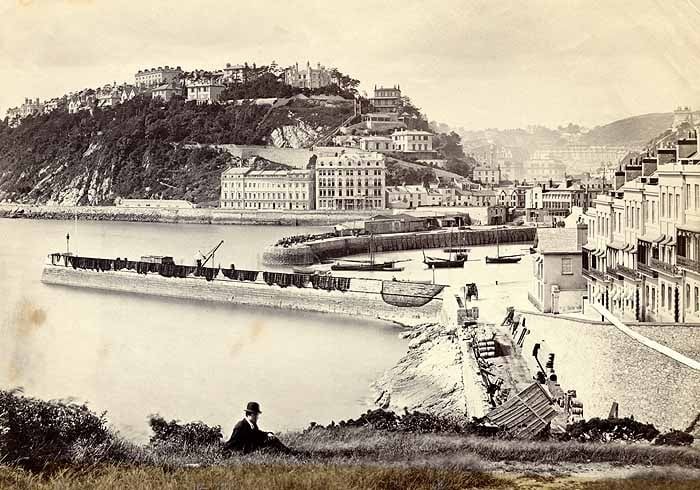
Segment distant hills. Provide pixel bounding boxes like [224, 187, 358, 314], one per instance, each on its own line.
[581, 112, 682, 148]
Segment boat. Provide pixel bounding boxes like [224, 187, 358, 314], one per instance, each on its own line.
[443, 247, 471, 253]
[331, 262, 404, 272]
[486, 226, 522, 264]
[332, 234, 410, 272]
[381, 280, 446, 307]
[424, 229, 465, 268]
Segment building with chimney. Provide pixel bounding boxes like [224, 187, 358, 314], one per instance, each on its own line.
[473, 166, 501, 185]
[284, 62, 332, 89]
[186, 78, 225, 104]
[134, 66, 183, 88]
[369, 85, 402, 113]
[672, 106, 694, 129]
[530, 226, 588, 313]
[583, 128, 700, 323]
[391, 129, 433, 153]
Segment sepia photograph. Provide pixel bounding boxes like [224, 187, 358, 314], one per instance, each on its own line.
[0, 0, 699, 488]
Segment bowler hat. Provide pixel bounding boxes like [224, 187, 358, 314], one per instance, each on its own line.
[245, 401, 262, 414]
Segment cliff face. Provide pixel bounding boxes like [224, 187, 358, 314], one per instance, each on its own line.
[0, 96, 350, 205]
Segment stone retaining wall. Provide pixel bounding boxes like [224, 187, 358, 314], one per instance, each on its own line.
[264, 227, 536, 265]
[41, 266, 445, 327]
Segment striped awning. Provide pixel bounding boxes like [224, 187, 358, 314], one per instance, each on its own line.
[595, 249, 606, 257]
[660, 235, 675, 246]
[653, 234, 668, 244]
[638, 233, 661, 244]
[608, 241, 625, 250]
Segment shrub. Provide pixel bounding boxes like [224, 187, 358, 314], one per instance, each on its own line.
[0, 389, 112, 471]
[561, 417, 660, 443]
[654, 430, 694, 447]
[304, 408, 496, 436]
[147, 414, 223, 450]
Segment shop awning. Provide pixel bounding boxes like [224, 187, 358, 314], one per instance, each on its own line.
[660, 235, 675, 246]
[608, 241, 625, 250]
[653, 234, 667, 244]
[638, 233, 661, 244]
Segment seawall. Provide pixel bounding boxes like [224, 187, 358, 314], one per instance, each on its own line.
[0, 204, 374, 226]
[263, 227, 536, 265]
[41, 265, 445, 328]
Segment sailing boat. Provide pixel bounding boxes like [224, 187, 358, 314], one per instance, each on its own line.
[332, 234, 409, 271]
[485, 226, 522, 264]
[423, 228, 466, 269]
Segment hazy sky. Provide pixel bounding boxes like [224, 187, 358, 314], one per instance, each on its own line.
[2, 0, 700, 129]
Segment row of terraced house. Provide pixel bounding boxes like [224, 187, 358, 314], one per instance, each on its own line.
[582, 129, 700, 322]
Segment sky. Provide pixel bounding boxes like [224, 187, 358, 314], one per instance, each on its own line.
[2, 0, 700, 130]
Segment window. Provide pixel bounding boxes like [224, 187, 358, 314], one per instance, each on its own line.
[668, 286, 673, 311]
[687, 285, 691, 309]
[676, 194, 680, 220]
[696, 287, 699, 312]
[696, 185, 699, 209]
[561, 257, 573, 275]
[661, 284, 665, 307]
[661, 193, 665, 217]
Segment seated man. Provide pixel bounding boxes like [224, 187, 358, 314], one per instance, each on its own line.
[223, 401, 291, 455]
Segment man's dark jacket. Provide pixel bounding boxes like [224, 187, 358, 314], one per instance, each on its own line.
[223, 419, 268, 454]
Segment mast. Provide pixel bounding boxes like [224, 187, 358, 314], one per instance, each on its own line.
[496, 225, 500, 258]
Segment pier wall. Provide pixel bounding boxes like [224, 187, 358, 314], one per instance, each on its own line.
[0, 204, 373, 226]
[264, 227, 536, 265]
[517, 312, 700, 431]
[41, 266, 445, 327]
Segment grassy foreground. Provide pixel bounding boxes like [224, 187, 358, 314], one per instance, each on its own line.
[1, 428, 699, 489]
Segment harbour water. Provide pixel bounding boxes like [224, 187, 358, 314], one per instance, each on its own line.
[0, 219, 408, 442]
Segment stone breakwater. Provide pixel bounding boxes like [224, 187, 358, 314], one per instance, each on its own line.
[41, 265, 445, 328]
[0, 204, 374, 226]
[263, 227, 536, 266]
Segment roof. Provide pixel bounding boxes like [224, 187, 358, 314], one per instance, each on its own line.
[536, 228, 580, 254]
[486, 383, 559, 438]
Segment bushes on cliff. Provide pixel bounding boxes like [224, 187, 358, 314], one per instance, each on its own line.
[561, 417, 660, 443]
[654, 430, 694, 447]
[0, 389, 114, 471]
[304, 408, 494, 436]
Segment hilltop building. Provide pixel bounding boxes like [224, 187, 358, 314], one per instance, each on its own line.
[134, 66, 183, 88]
[151, 82, 183, 102]
[391, 129, 433, 153]
[220, 167, 315, 211]
[315, 150, 386, 211]
[186, 78, 225, 104]
[369, 85, 402, 113]
[672, 106, 694, 129]
[284, 62, 332, 89]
